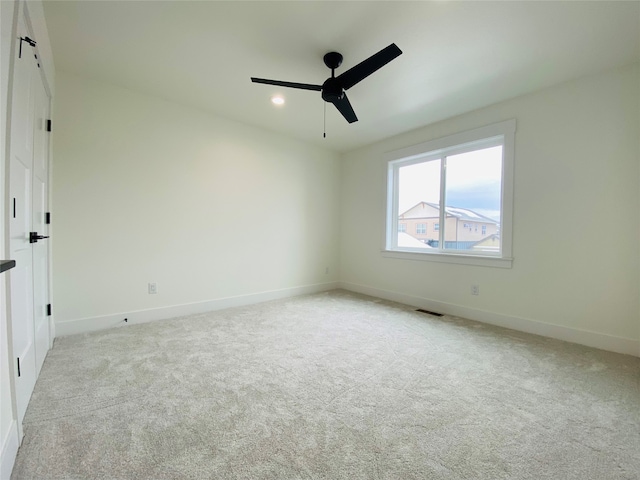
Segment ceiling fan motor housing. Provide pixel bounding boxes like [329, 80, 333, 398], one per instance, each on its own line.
[322, 77, 344, 102]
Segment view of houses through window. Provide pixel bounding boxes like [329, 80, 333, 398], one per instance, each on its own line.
[397, 145, 502, 253]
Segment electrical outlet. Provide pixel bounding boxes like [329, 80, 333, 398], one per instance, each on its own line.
[471, 284, 480, 296]
[325, 267, 329, 274]
[148, 282, 157, 295]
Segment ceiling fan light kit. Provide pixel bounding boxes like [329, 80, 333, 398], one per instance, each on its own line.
[251, 43, 402, 126]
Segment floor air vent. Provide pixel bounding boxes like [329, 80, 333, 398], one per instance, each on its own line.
[416, 308, 443, 317]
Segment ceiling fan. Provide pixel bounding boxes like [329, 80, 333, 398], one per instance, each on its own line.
[251, 43, 402, 124]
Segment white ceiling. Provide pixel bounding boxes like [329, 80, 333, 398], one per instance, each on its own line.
[42, 1, 640, 153]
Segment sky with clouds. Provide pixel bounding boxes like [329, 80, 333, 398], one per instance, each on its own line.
[398, 146, 502, 222]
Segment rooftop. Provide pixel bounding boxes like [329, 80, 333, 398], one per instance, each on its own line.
[400, 202, 498, 224]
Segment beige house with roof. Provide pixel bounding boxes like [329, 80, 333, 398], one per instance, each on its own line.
[398, 202, 499, 246]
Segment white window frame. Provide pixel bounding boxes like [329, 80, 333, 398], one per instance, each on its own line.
[383, 119, 515, 268]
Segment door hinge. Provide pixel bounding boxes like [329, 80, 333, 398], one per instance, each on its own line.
[17, 357, 21, 377]
[45, 212, 51, 224]
[46, 119, 52, 132]
[47, 304, 52, 316]
[19, 36, 36, 59]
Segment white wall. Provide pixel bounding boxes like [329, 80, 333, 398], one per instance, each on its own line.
[340, 63, 640, 356]
[52, 72, 341, 332]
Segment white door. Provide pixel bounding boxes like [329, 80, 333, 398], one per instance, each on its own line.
[9, 10, 51, 425]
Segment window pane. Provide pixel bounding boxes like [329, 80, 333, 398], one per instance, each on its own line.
[444, 146, 502, 253]
[397, 160, 441, 249]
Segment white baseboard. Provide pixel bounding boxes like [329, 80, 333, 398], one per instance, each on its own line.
[56, 282, 340, 336]
[0, 420, 19, 480]
[339, 282, 640, 357]
[49, 316, 56, 347]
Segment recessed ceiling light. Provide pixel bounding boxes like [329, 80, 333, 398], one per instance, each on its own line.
[271, 95, 285, 106]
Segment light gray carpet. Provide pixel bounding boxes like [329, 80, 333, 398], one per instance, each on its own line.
[11, 290, 640, 479]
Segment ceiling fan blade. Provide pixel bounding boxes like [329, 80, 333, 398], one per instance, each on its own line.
[251, 77, 322, 91]
[332, 93, 358, 124]
[336, 43, 402, 91]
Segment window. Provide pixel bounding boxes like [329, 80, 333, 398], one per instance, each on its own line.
[416, 224, 426, 234]
[385, 120, 515, 268]
[398, 223, 406, 233]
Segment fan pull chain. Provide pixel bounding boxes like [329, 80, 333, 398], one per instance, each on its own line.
[323, 102, 326, 138]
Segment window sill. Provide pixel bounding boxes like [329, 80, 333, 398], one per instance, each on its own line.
[381, 249, 513, 268]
